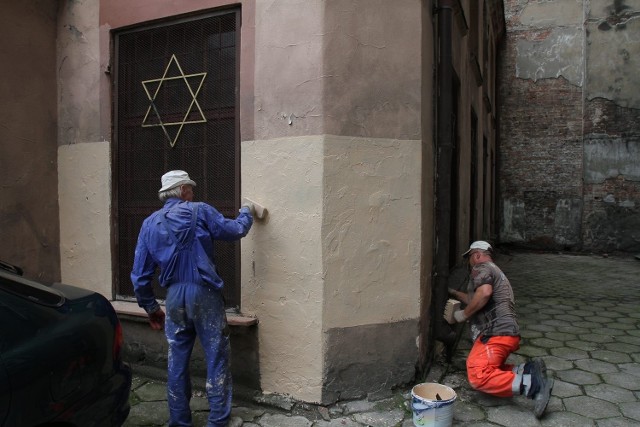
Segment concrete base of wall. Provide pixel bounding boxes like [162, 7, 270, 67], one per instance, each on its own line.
[120, 314, 261, 391]
[121, 315, 419, 404]
[322, 319, 418, 403]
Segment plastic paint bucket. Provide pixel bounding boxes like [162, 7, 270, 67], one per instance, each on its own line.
[411, 382, 457, 427]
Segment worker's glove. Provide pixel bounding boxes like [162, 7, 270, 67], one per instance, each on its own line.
[148, 307, 166, 330]
[448, 287, 457, 297]
[240, 201, 255, 216]
[453, 310, 468, 323]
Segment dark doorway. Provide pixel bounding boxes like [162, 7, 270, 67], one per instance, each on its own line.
[448, 74, 461, 269]
[470, 109, 478, 242]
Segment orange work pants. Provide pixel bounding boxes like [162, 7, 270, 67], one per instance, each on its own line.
[466, 335, 521, 397]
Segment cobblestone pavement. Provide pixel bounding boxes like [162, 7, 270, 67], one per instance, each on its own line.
[123, 251, 640, 426]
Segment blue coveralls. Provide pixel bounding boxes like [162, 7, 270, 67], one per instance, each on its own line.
[131, 198, 253, 427]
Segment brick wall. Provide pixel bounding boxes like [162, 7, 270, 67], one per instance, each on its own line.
[498, 31, 583, 249]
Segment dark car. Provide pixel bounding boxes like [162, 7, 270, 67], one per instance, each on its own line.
[0, 261, 131, 427]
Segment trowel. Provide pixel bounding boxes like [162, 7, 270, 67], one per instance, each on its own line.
[242, 197, 268, 220]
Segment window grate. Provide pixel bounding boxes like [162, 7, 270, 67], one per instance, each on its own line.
[114, 10, 240, 308]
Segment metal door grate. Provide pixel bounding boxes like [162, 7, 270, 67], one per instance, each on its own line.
[114, 10, 241, 308]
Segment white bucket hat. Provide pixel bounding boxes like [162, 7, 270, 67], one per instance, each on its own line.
[462, 240, 492, 257]
[158, 170, 196, 193]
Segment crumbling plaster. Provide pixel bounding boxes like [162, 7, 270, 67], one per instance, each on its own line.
[589, 0, 640, 19]
[516, 30, 584, 85]
[586, 13, 640, 109]
[513, 0, 584, 85]
[501, 198, 526, 242]
[512, 0, 640, 107]
[519, 0, 584, 28]
[500, 0, 640, 252]
[583, 0, 640, 251]
[584, 138, 640, 183]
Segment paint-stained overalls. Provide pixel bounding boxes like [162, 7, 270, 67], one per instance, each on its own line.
[131, 198, 253, 427]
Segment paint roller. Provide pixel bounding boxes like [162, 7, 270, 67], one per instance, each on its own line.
[242, 197, 268, 220]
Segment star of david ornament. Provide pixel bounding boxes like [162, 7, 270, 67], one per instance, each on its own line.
[141, 54, 207, 148]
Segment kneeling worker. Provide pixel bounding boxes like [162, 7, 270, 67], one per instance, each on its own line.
[447, 241, 554, 419]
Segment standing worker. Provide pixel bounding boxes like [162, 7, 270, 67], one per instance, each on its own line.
[446, 241, 554, 419]
[131, 170, 254, 427]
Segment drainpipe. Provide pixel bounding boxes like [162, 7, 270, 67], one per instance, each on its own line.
[432, 0, 456, 348]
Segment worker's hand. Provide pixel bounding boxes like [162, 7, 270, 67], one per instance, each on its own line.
[448, 287, 457, 297]
[148, 307, 166, 330]
[453, 310, 468, 323]
[240, 201, 255, 216]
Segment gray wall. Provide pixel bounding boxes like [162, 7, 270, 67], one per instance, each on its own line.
[0, 1, 60, 280]
[498, 0, 640, 252]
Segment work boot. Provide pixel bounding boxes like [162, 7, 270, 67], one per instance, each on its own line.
[529, 358, 553, 419]
[523, 358, 545, 397]
[533, 376, 554, 418]
[533, 357, 547, 376]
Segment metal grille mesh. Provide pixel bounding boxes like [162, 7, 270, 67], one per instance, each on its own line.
[115, 11, 240, 308]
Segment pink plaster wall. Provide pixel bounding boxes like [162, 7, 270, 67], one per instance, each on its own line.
[323, 0, 423, 140]
[99, 0, 255, 141]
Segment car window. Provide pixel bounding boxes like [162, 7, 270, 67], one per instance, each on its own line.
[0, 284, 61, 351]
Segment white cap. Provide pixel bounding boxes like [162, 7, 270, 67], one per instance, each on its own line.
[462, 240, 492, 257]
[158, 170, 196, 193]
